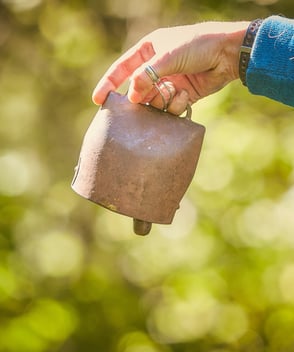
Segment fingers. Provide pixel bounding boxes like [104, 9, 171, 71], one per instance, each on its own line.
[149, 89, 190, 115]
[152, 80, 175, 111]
[92, 41, 155, 105]
[92, 28, 188, 106]
[167, 90, 190, 115]
[127, 66, 156, 104]
[127, 57, 173, 104]
[92, 33, 196, 115]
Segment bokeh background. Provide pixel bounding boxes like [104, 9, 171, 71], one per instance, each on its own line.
[1, 0, 294, 351]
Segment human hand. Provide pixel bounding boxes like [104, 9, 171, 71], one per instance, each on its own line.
[92, 21, 249, 115]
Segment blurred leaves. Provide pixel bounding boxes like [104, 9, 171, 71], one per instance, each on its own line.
[0, 0, 294, 351]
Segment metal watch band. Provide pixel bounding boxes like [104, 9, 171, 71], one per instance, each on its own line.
[239, 19, 263, 86]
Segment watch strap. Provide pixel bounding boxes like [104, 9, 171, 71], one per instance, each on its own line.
[239, 19, 263, 86]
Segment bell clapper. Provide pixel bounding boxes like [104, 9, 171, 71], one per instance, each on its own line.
[133, 219, 152, 236]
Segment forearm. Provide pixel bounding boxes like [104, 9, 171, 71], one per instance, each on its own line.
[246, 16, 294, 107]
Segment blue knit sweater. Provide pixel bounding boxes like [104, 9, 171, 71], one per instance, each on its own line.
[247, 16, 294, 107]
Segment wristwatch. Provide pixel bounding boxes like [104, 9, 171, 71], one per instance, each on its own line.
[239, 19, 263, 86]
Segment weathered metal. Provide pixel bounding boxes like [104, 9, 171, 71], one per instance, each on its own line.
[71, 92, 205, 235]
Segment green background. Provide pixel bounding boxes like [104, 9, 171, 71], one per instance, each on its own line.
[0, 0, 294, 351]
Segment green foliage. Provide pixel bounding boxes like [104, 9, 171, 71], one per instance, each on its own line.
[0, 0, 294, 351]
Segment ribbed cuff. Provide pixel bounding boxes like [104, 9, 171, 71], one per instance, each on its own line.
[247, 15, 294, 107]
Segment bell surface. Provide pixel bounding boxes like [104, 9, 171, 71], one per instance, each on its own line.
[72, 92, 205, 234]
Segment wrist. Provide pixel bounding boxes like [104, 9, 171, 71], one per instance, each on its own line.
[224, 22, 250, 81]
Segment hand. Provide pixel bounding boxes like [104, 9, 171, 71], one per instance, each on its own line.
[92, 21, 249, 115]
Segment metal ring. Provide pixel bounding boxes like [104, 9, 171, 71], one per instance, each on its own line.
[145, 65, 174, 112]
[144, 65, 160, 84]
[155, 80, 173, 112]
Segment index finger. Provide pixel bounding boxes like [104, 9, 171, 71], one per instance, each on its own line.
[92, 41, 155, 105]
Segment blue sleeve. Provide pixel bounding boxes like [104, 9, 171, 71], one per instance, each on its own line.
[247, 16, 294, 107]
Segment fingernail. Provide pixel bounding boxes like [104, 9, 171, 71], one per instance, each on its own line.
[128, 90, 143, 104]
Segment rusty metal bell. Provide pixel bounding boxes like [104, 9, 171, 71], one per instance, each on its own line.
[71, 91, 205, 235]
